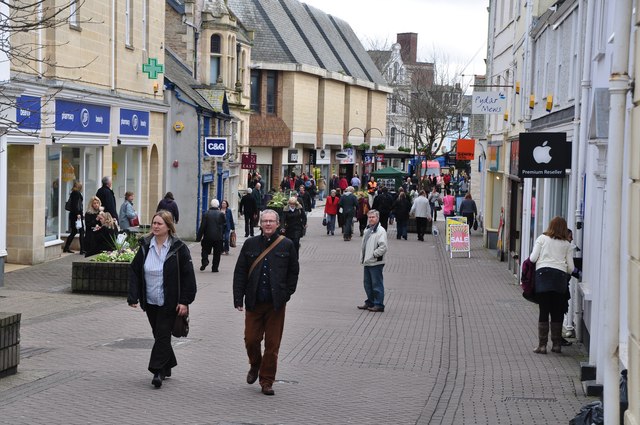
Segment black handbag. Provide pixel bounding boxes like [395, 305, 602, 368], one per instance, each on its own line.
[322, 217, 327, 226]
[172, 314, 189, 338]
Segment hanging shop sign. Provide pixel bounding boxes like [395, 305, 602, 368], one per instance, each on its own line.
[472, 92, 507, 114]
[16, 95, 41, 130]
[518, 132, 571, 178]
[55, 99, 110, 134]
[315, 149, 330, 165]
[241, 153, 257, 170]
[335, 148, 355, 164]
[204, 137, 227, 157]
[456, 139, 475, 161]
[119, 109, 149, 136]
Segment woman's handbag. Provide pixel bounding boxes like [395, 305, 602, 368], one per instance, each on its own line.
[322, 217, 327, 226]
[172, 314, 189, 338]
[230, 231, 237, 248]
[473, 219, 478, 231]
[129, 216, 140, 227]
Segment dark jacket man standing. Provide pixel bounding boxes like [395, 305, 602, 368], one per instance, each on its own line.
[196, 199, 226, 272]
[96, 176, 118, 222]
[239, 188, 258, 237]
[372, 187, 393, 230]
[233, 209, 299, 396]
[156, 192, 180, 224]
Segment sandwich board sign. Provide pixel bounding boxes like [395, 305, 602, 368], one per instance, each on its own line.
[445, 216, 467, 250]
[449, 224, 471, 258]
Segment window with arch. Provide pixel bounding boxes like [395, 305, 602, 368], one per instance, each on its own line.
[210, 34, 222, 84]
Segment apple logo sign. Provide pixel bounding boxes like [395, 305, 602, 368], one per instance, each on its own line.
[533, 141, 552, 164]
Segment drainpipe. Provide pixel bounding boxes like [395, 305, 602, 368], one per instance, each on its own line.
[602, 0, 632, 421]
[565, 0, 587, 338]
[575, 0, 596, 344]
[111, 0, 116, 90]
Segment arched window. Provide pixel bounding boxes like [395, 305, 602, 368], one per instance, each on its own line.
[210, 34, 222, 84]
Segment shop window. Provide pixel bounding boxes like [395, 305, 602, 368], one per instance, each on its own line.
[112, 147, 142, 215]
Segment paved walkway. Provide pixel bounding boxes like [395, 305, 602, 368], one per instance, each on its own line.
[0, 210, 594, 424]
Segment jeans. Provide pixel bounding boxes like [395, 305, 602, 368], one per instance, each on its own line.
[223, 229, 231, 252]
[537, 292, 566, 323]
[318, 189, 325, 200]
[244, 303, 286, 387]
[363, 264, 385, 308]
[396, 219, 408, 239]
[343, 211, 355, 237]
[326, 214, 336, 233]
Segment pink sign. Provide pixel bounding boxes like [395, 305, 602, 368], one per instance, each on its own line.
[449, 224, 470, 255]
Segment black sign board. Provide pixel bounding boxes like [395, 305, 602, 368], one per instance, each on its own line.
[288, 149, 299, 163]
[309, 149, 317, 165]
[518, 132, 571, 178]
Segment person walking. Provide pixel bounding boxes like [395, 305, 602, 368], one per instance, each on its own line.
[528, 216, 574, 354]
[196, 199, 226, 273]
[357, 209, 388, 313]
[392, 191, 411, 240]
[62, 181, 85, 254]
[324, 189, 339, 236]
[339, 175, 349, 191]
[459, 193, 478, 230]
[356, 192, 371, 237]
[410, 190, 432, 241]
[95, 176, 118, 223]
[84, 196, 102, 257]
[233, 210, 299, 396]
[351, 173, 361, 189]
[156, 192, 180, 224]
[372, 186, 393, 230]
[442, 189, 456, 218]
[428, 187, 442, 222]
[297, 185, 312, 212]
[281, 197, 307, 256]
[317, 176, 326, 201]
[252, 182, 264, 212]
[128, 210, 197, 388]
[338, 186, 358, 241]
[118, 191, 138, 232]
[221, 200, 235, 255]
[239, 188, 258, 237]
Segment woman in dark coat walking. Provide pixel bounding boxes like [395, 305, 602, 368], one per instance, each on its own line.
[156, 192, 179, 224]
[128, 210, 197, 388]
[392, 191, 411, 240]
[63, 181, 85, 254]
[84, 196, 102, 257]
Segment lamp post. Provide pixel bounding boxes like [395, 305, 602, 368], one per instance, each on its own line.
[347, 127, 383, 177]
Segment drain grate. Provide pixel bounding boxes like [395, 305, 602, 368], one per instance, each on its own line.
[504, 396, 557, 402]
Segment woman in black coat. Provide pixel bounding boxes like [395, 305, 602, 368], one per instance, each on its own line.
[84, 196, 102, 257]
[128, 210, 197, 388]
[62, 181, 85, 254]
[392, 191, 411, 240]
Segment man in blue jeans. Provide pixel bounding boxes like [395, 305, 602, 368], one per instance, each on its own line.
[357, 209, 388, 312]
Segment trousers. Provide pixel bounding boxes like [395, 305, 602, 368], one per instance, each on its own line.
[145, 304, 178, 374]
[244, 303, 286, 387]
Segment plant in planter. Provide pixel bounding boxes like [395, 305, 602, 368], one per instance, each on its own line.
[343, 142, 353, 149]
[356, 143, 369, 151]
[375, 144, 386, 151]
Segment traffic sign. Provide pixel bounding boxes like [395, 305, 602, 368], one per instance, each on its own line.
[204, 137, 227, 157]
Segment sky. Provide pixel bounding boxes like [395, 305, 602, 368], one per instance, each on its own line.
[301, 0, 489, 82]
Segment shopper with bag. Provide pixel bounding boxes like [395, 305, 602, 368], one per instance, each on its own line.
[324, 189, 340, 236]
[62, 180, 85, 254]
[221, 199, 235, 254]
[118, 191, 139, 231]
[128, 210, 197, 388]
[459, 193, 478, 231]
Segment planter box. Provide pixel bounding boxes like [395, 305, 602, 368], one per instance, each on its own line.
[0, 313, 21, 378]
[72, 258, 130, 296]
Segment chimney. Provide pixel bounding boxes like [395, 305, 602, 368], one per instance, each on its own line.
[396, 33, 418, 64]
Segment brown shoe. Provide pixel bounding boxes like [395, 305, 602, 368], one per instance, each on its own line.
[261, 385, 275, 396]
[357, 304, 371, 310]
[246, 366, 259, 384]
[367, 306, 384, 312]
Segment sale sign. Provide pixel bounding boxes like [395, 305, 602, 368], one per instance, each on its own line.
[445, 216, 467, 247]
[449, 224, 470, 258]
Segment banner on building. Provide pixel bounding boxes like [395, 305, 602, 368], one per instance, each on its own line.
[518, 132, 571, 178]
[472, 92, 507, 114]
[241, 153, 257, 170]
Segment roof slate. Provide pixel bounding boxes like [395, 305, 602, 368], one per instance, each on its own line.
[164, 50, 218, 112]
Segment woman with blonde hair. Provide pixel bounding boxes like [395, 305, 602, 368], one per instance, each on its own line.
[84, 196, 102, 257]
[529, 216, 574, 354]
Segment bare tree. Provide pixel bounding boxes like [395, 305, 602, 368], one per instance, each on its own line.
[0, 0, 94, 135]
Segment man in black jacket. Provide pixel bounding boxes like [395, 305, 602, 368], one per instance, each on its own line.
[239, 188, 258, 237]
[196, 199, 226, 272]
[233, 209, 299, 396]
[96, 176, 118, 222]
[372, 186, 393, 230]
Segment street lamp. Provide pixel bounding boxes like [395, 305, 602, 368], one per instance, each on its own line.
[347, 127, 383, 174]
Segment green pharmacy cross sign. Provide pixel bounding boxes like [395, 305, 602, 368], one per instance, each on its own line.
[142, 58, 164, 79]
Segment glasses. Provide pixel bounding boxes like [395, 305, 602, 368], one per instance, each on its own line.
[261, 220, 277, 224]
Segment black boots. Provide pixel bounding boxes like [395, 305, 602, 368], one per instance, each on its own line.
[550, 322, 563, 353]
[533, 322, 549, 354]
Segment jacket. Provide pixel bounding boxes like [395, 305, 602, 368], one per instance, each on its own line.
[410, 195, 432, 218]
[118, 200, 137, 230]
[196, 208, 226, 242]
[360, 223, 388, 266]
[529, 234, 574, 274]
[96, 185, 118, 221]
[128, 235, 197, 310]
[392, 197, 411, 221]
[157, 198, 180, 223]
[459, 199, 477, 215]
[233, 234, 299, 311]
[239, 193, 257, 216]
[224, 209, 235, 232]
[324, 196, 340, 215]
[372, 192, 393, 216]
[282, 205, 307, 239]
[339, 193, 358, 214]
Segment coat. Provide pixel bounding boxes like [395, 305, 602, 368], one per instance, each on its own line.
[128, 235, 197, 310]
[324, 196, 340, 215]
[96, 185, 118, 221]
[282, 206, 307, 239]
[118, 200, 137, 230]
[410, 195, 432, 218]
[360, 223, 388, 266]
[66, 190, 84, 229]
[233, 234, 299, 311]
[196, 208, 226, 243]
[392, 197, 411, 221]
[239, 193, 257, 216]
[339, 193, 358, 214]
[156, 197, 180, 223]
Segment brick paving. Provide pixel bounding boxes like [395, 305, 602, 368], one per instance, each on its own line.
[0, 210, 594, 424]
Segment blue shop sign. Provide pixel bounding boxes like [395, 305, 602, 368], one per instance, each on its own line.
[55, 99, 110, 134]
[202, 173, 215, 183]
[120, 109, 149, 136]
[16, 95, 42, 130]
